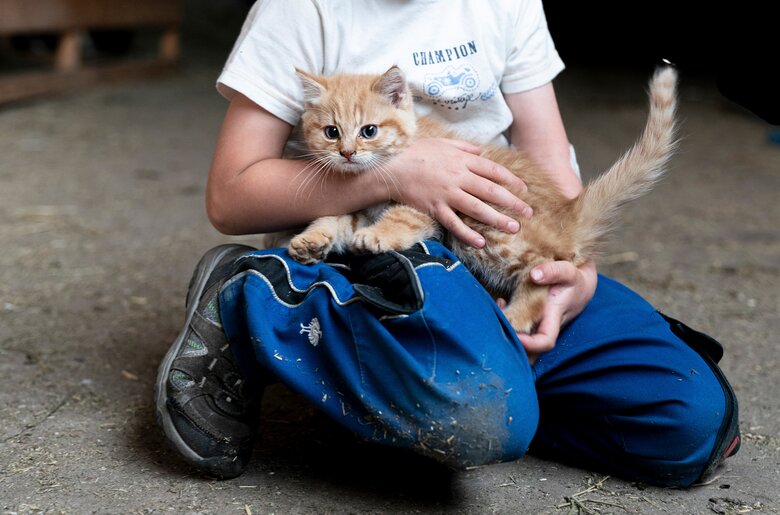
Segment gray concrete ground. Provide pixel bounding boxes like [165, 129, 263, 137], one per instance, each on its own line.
[1, 8, 779, 515]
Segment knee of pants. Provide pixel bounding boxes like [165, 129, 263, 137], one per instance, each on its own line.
[408, 380, 540, 470]
[533, 351, 732, 486]
[610, 367, 729, 487]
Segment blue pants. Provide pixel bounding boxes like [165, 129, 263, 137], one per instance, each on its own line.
[218, 242, 739, 487]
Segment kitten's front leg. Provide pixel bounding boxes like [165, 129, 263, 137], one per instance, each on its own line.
[288, 215, 356, 264]
[351, 205, 439, 254]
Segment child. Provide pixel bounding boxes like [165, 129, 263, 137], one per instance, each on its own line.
[156, 0, 739, 484]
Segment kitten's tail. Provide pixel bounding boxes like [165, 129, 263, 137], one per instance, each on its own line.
[573, 66, 678, 259]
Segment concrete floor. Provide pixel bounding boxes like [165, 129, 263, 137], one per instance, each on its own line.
[1, 10, 779, 515]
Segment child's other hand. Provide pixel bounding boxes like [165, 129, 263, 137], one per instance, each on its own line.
[388, 137, 531, 248]
[498, 260, 597, 364]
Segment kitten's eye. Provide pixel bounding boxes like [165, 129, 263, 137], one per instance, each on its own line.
[323, 126, 340, 140]
[360, 125, 378, 140]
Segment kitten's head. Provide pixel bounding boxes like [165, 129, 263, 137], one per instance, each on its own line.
[296, 66, 417, 173]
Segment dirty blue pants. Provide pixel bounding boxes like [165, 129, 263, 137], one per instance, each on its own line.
[218, 241, 739, 487]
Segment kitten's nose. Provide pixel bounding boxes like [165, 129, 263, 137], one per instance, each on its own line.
[340, 149, 355, 160]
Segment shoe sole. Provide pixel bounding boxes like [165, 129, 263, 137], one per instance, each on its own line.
[154, 244, 255, 476]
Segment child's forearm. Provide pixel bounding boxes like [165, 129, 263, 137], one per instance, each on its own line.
[206, 157, 389, 235]
[205, 94, 391, 236]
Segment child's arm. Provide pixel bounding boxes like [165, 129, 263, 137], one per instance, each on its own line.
[505, 82, 582, 199]
[503, 82, 598, 360]
[206, 94, 388, 235]
[206, 93, 531, 247]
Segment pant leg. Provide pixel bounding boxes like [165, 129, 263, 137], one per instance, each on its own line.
[531, 275, 739, 487]
[218, 243, 539, 468]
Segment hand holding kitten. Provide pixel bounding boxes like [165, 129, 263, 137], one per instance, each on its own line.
[385, 137, 533, 248]
[498, 259, 598, 363]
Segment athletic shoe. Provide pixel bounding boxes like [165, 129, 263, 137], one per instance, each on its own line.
[155, 244, 261, 479]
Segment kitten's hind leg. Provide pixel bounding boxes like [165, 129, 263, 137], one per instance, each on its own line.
[289, 215, 356, 264]
[351, 205, 439, 254]
[502, 280, 549, 335]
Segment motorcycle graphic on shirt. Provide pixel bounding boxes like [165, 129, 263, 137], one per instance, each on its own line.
[424, 65, 479, 98]
[420, 65, 496, 111]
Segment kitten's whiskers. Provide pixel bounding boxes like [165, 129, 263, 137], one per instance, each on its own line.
[293, 151, 335, 201]
[369, 156, 402, 199]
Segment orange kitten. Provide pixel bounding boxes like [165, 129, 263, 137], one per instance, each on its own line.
[283, 66, 677, 333]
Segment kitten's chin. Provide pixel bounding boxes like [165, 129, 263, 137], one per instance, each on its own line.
[333, 161, 369, 174]
[332, 156, 376, 174]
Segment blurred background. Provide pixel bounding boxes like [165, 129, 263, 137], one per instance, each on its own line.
[1, 1, 776, 123]
[543, 2, 778, 125]
[1, 2, 778, 514]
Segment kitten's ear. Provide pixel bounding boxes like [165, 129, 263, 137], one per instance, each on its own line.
[374, 66, 407, 107]
[295, 68, 327, 105]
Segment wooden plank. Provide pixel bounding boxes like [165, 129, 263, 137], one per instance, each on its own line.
[159, 26, 180, 62]
[55, 29, 83, 71]
[0, 59, 175, 104]
[0, 0, 182, 33]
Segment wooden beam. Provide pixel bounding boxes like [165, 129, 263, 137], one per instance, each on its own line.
[55, 29, 83, 72]
[0, 0, 182, 33]
[159, 26, 180, 62]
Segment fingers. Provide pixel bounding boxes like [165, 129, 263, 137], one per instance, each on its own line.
[449, 158, 533, 240]
[530, 260, 579, 286]
[467, 173, 533, 220]
[466, 153, 528, 194]
[502, 262, 597, 365]
[517, 311, 561, 363]
[463, 157, 532, 221]
[495, 295, 558, 365]
[391, 137, 534, 245]
[442, 138, 532, 217]
[434, 204, 486, 248]
[453, 191, 521, 238]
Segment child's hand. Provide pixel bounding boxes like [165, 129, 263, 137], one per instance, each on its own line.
[498, 260, 598, 364]
[387, 137, 532, 248]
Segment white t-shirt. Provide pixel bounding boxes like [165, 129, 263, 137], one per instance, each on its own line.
[217, 0, 565, 146]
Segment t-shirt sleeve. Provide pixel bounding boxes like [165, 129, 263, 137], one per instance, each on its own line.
[216, 0, 325, 126]
[500, 0, 565, 94]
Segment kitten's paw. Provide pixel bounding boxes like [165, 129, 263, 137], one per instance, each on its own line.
[350, 228, 409, 254]
[350, 229, 387, 254]
[288, 231, 334, 264]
